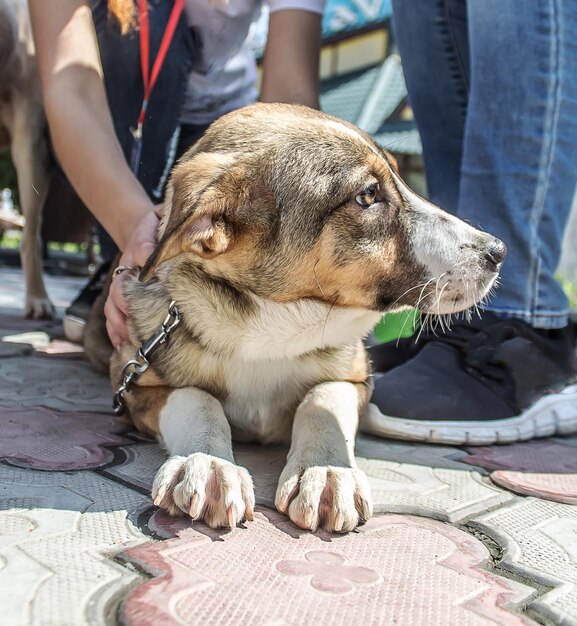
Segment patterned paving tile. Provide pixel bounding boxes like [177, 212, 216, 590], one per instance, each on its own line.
[463, 441, 577, 504]
[104, 441, 290, 509]
[0, 340, 33, 358]
[0, 267, 85, 318]
[469, 499, 577, 626]
[105, 435, 509, 523]
[0, 356, 112, 412]
[0, 317, 62, 337]
[0, 464, 150, 626]
[120, 509, 536, 626]
[355, 434, 480, 471]
[355, 453, 512, 522]
[0, 405, 132, 470]
[103, 441, 166, 491]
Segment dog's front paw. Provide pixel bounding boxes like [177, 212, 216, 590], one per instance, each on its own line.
[152, 453, 255, 529]
[275, 465, 372, 533]
[25, 295, 55, 320]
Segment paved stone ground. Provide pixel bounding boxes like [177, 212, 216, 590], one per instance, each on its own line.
[1, 266, 577, 626]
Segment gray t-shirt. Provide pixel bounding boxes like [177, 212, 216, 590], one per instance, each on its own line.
[180, 0, 324, 125]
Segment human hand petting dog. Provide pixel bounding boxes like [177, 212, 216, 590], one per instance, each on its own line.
[105, 209, 160, 349]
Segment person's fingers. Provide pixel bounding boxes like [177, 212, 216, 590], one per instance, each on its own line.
[104, 295, 128, 348]
[129, 211, 159, 268]
[109, 270, 129, 316]
[106, 210, 159, 348]
[132, 241, 156, 268]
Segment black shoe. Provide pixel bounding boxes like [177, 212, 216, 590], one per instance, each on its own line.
[364, 312, 577, 445]
[63, 261, 112, 343]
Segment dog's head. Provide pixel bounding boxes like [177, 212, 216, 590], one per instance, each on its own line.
[140, 103, 505, 316]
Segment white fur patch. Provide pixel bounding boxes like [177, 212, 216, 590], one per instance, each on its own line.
[237, 299, 381, 361]
[323, 120, 384, 159]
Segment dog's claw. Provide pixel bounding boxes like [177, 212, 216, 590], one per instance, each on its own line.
[153, 486, 167, 507]
[333, 512, 345, 532]
[357, 497, 372, 522]
[152, 454, 255, 529]
[303, 506, 318, 531]
[278, 465, 372, 533]
[226, 504, 238, 528]
[189, 492, 202, 519]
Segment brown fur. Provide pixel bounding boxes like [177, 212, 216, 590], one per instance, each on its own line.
[87, 103, 503, 532]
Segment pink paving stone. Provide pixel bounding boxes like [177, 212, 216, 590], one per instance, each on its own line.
[34, 339, 85, 358]
[0, 405, 132, 470]
[463, 441, 577, 504]
[121, 508, 536, 626]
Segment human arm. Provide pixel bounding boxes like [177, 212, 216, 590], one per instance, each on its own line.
[28, 0, 155, 251]
[260, 8, 322, 109]
[28, 0, 157, 346]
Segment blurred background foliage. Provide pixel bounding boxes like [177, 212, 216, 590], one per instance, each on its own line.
[0, 151, 19, 210]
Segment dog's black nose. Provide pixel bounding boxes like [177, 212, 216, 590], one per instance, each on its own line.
[484, 239, 507, 271]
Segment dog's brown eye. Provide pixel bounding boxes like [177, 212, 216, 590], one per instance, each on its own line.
[355, 184, 379, 208]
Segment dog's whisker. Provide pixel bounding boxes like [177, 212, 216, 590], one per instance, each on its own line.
[313, 259, 326, 299]
[389, 280, 434, 310]
[320, 293, 339, 348]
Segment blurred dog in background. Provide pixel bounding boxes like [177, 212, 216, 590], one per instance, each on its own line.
[0, 0, 54, 319]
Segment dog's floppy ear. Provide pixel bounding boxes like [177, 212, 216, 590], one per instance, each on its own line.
[139, 152, 241, 281]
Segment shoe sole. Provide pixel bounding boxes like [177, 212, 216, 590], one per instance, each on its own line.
[63, 314, 86, 344]
[361, 384, 577, 445]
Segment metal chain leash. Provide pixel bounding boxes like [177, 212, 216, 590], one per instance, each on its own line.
[113, 300, 181, 416]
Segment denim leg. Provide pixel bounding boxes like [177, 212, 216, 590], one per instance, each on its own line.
[392, 0, 469, 213]
[458, 0, 577, 328]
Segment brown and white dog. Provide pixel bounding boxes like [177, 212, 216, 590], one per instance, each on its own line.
[108, 103, 505, 533]
[0, 0, 54, 318]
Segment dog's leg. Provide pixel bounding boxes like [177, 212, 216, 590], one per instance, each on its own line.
[10, 92, 54, 319]
[152, 387, 255, 528]
[275, 381, 373, 533]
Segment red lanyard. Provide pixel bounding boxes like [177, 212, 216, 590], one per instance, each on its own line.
[135, 0, 185, 134]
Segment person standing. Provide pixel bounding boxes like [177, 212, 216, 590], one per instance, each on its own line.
[369, 0, 577, 444]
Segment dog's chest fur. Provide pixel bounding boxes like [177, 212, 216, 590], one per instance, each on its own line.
[126, 278, 380, 444]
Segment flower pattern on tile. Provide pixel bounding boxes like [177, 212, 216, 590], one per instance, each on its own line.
[121, 509, 536, 626]
[276, 550, 379, 593]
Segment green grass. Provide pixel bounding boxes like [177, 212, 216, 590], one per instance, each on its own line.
[560, 277, 577, 310]
[0, 231, 87, 255]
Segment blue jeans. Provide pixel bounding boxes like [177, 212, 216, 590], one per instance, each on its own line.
[392, 0, 577, 328]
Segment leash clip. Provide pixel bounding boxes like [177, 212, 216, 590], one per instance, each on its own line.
[113, 300, 181, 415]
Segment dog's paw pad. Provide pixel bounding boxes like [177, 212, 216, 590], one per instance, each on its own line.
[152, 453, 255, 529]
[275, 466, 372, 533]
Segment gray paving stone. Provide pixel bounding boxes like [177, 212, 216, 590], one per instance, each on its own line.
[469, 498, 577, 626]
[355, 434, 479, 471]
[0, 464, 150, 626]
[0, 340, 33, 358]
[0, 267, 85, 318]
[105, 435, 511, 523]
[0, 356, 112, 413]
